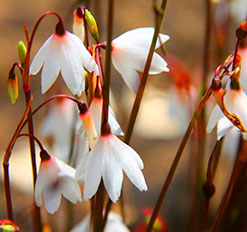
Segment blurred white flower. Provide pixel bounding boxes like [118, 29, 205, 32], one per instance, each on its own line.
[207, 88, 247, 140]
[35, 150, 82, 214]
[76, 123, 147, 203]
[230, 0, 247, 24]
[40, 99, 81, 162]
[70, 212, 130, 232]
[30, 26, 98, 96]
[111, 27, 169, 93]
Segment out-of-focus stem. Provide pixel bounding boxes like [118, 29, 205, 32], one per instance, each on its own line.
[3, 97, 32, 221]
[146, 90, 211, 232]
[124, 0, 168, 145]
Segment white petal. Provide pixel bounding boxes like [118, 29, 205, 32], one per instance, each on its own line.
[206, 105, 224, 133]
[108, 106, 124, 136]
[111, 135, 144, 169]
[113, 27, 169, 50]
[83, 141, 105, 200]
[217, 117, 234, 140]
[60, 36, 85, 96]
[75, 152, 90, 181]
[35, 164, 46, 207]
[61, 178, 82, 203]
[43, 187, 62, 214]
[110, 135, 147, 191]
[41, 44, 61, 93]
[69, 32, 99, 74]
[30, 34, 54, 75]
[103, 153, 123, 203]
[112, 44, 168, 93]
[70, 215, 91, 232]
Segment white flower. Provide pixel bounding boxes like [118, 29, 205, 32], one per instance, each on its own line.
[30, 29, 98, 96]
[111, 27, 169, 93]
[70, 212, 130, 232]
[76, 124, 147, 203]
[207, 88, 247, 140]
[35, 151, 82, 214]
[40, 99, 81, 162]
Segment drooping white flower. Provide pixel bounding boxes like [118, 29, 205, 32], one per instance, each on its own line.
[40, 99, 81, 162]
[30, 23, 98, 96]
[76, 123, 147, 203]
[70, 212, 130, 232]
[207, 88, 247, 140]
[35, 150, 82, 214]
[111, 27, 169, 93]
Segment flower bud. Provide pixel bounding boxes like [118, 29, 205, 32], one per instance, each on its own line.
[78, 102, 98, 148]
[18, 41, 27, 68]
[7, 69, 19, 104]
[85, 9, 99, 41]
[73, 7, 85, 42]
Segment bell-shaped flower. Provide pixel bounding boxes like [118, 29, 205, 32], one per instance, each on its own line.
[30, 22, 98, 96]
[40, 99, 83, 162]
[70, 212, 130, 232]
[35, 149, 82, 214]
[207, 88, 247, 140]
[76, 122, 147, 203]
[111, 27, 169, 93]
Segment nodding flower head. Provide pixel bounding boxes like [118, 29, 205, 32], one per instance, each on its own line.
[76, 122, 147, 203]
[111, 27, 169, 93]
[35, 149, 82, 214]
[30, 21, 98, 96]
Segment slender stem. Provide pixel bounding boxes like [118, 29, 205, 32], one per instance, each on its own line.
[93, 182, 105, 232]
[3, 97, 32, 221]
[210, 151, 242, 232]
[199, 138, 223, 232]
[102, 0, 114, 124]
[146, 90, 211, 232]
[124, 0, 167, 145]
[24, 92, 42, 232]
[17, 133, 44, 150]
[202, 0, 212, 93]
[3, 164, 13, 220]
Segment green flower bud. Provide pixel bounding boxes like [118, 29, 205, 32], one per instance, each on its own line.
[85, 9, 99, 41]
[18, 41, 27, 68]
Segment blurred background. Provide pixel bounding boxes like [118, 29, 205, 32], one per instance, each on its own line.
[0, 0, 245, 231]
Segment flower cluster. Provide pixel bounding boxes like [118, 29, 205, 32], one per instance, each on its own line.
[30, 8, 169, 215]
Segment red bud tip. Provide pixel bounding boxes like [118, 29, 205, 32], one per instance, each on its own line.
[78, 102, 88, 115]
[240, 20, 247, 33]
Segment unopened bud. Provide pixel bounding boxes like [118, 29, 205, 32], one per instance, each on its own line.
[78, 103, 98, 148]
[18, 41, 27, 68]
[73, 7, 85, 42]
[7, 70, 19, 104]
[85, 9, 99, 41]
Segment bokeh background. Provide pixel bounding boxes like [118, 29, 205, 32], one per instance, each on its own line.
[0, 0, 244, 231]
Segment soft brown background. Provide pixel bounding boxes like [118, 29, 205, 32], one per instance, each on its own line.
[0, 0, 239, 231]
